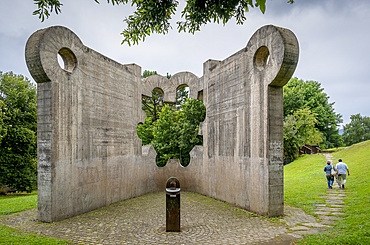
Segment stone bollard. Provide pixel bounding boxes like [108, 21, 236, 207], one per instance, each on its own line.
[166, 177, 181, 232]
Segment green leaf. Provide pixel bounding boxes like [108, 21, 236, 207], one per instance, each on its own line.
[0, 71, 37, 192]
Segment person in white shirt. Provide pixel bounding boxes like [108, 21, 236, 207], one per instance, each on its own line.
[336, 159, 350, 188]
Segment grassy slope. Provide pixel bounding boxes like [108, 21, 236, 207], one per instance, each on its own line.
[285, 140, 370, 245]
[284, 154, 327, 213]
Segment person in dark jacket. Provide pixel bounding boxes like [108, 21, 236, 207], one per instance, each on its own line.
[324, 161, 336, 189]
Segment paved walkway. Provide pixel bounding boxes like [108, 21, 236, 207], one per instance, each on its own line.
[1, 191, 329, 245]
[314, 154, 348, 225]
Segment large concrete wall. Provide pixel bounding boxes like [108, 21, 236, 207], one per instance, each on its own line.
[25, 25, 298, 222]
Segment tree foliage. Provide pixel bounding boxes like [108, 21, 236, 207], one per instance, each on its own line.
[142, 88, 164, 122]
[0, 100, 8, 146]
[32, 0, 294, 45]
[0, 72, 37, 192]
[343, 114, 370, 146]
[175, 98, 205, 165]
[283, 108, 323, 161]
[138, 81, 205, 167]
[149, 99, 205, 167]
[137, 116, 154, 146]
[142, 70, 158, 78]
[141, 70, 172, 122]
[141, 70, 186, 122]
[138, 70, 205, 166]
[151, 104, 179, 166]
[283, 77, 342, 149]
[174, 87, 189, 110]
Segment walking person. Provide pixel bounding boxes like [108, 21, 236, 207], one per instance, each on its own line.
[336, 159, 350, 188]
[324, 161, 336, 189]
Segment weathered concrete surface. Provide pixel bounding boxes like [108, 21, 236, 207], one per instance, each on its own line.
[26, 26, 157, 222]
[25, 25, 298, 222]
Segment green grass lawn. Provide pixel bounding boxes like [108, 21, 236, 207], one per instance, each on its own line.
[284, 154, 327, 213]
[0, 225, 70, 245]
[1, 141, 369, 244]
[0, 192, 37, 215]
[0, 192, 70, 244]
[285, 140, 370, 244]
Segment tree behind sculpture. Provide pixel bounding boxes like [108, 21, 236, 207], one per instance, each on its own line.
[0, 72, 37, 193]
[283, 77, 342, 148]
[283, 108, 323, 161]
[138, 98, 205, 167]
[138, 70, 204, 166]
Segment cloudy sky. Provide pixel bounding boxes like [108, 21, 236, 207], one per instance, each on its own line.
[0, 0, 369, 126]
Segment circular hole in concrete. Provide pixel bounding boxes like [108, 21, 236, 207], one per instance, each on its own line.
[57, 53, 65, 70]
[254, 46, 270, 71]
[58, 47, 77, 72]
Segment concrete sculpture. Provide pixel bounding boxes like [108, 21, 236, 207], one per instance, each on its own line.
[25, 25, 298, 222]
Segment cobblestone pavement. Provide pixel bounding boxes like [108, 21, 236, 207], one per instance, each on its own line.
[0, 192, 327, 245]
